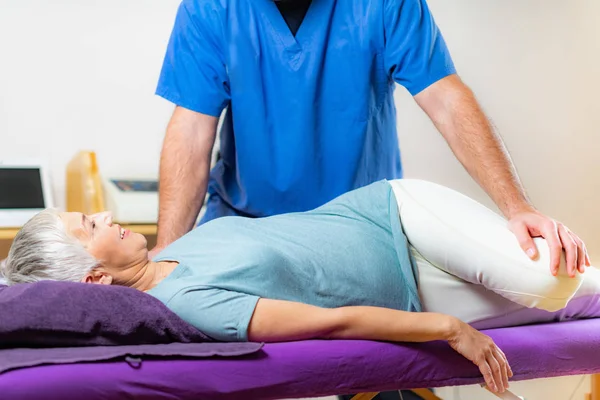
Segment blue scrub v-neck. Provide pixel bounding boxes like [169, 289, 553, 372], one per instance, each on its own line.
[260, 0, 328, 54]
[275, 0, 312, 37]
[155, 0, 457, 220]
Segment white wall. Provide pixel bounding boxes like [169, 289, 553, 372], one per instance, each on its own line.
[0, 0, 179, 201]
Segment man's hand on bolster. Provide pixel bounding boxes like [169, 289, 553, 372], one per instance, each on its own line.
[508, 205, 591, 278]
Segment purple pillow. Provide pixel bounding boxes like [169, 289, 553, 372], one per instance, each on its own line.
[0, 281, 212, 348]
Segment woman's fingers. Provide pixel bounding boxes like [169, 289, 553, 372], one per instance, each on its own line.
[479, 341, 512, 394]
[485, 349, 505, 393]
[495, 348, 510, 389]
[479, 360, 497, 393]
[497, 347, 513, 378]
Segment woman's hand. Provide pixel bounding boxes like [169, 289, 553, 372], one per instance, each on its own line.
[447, 318, 513, 394]
[248, 300, 514, 393]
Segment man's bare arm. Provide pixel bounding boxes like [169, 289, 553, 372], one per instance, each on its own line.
[415, 74, 531, 218]
[153, 106, 218, 253]
[414, 74, 590, 275]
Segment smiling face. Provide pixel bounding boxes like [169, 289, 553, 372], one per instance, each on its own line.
[60, 211, 148, 283]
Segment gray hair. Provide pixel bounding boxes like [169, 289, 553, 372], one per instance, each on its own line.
[0, 209, 98, 285]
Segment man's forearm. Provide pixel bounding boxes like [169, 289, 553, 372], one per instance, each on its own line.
[156, 107, 218, 249]
[416, 75, 533, 218]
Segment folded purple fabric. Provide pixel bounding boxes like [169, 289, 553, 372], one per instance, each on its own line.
[0, 281, 213, 347]
[0, 342, 264, 374]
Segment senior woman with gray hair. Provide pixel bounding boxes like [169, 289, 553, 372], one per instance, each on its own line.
[2, 179, 597, 395]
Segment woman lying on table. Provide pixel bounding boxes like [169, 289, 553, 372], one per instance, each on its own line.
[2, 179, 596, 395]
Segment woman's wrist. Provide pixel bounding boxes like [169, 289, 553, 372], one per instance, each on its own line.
[440, 314, 462, 342]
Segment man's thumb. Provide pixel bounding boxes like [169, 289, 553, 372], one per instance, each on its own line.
[510, 222, 537, 259]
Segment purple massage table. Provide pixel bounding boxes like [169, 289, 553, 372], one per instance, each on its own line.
[1, 319, 600, 400]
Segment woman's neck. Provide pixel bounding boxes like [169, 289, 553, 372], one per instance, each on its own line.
[126, 260, 178, 292]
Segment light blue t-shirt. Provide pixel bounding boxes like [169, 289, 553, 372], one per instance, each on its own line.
[156, 0, 456, 220]
[149, 180, 420, 342]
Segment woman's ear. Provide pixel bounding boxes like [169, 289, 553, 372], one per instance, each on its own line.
[80, 270, 113, 285]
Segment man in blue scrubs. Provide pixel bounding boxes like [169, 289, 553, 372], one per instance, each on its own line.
[151, 2, 590, 396]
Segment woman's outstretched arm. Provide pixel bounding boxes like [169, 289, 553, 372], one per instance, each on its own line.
[248, 298, 512, 394]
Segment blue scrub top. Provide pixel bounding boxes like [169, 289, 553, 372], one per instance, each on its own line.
[156, 0, 456, 222]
